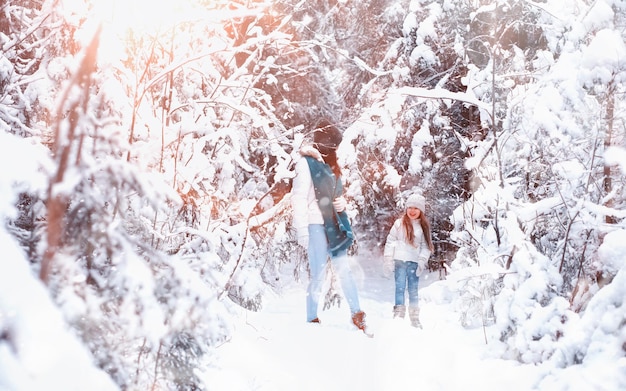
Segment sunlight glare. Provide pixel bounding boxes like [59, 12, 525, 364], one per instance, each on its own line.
[67, 0, 209, 64]
[96, 0, 205, 34]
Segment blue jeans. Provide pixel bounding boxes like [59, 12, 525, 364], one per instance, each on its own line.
[306, 224, 361, 321]
[394, 260, 419, 306]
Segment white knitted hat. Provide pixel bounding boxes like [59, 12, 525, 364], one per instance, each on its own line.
[406, 194, 426, 211]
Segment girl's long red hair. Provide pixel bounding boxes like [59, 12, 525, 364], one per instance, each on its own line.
[402, 211, 434, 251]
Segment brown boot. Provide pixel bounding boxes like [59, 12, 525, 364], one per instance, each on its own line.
[352, 311, 373, 337]
[352, 311, 367, 331]
[393, 305, 406, 319]
[409, 306, 422, 328]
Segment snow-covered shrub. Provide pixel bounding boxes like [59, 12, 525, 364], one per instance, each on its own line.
[545, 229, 626, 382]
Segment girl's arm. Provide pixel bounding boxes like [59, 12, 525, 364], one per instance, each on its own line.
[384, 221, 400, 258]
[416, 224, 432, 268]
[383, 220, 400, 274]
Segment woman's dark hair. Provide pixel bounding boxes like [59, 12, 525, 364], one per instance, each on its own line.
[314, 119, 342, 177]
[401, 212, 434, 251]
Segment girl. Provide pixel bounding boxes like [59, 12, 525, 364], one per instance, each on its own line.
[383, 193, 434, 328]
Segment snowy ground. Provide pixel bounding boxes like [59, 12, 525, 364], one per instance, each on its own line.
[199, 253, 595, 391]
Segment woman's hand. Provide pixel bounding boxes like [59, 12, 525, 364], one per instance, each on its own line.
[333, 196, 347, 212]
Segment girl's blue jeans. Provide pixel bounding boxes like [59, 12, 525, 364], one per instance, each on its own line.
[306, 224, 361, 322]
[394, 260, 419, 306]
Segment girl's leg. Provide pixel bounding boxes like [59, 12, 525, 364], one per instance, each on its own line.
[406, 262, 422, 328]
[406, 261, 420, 306]
[394, 260, 408, 306]
[330, 250, 361, 315]
[306, 225, 329, 322]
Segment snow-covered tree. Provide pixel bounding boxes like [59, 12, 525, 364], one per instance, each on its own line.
[451, 0, 626, 363]
[2, 0, 625, 387]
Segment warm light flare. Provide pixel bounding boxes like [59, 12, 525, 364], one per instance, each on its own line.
[60, 0, 266, 65]
[93, 0, 204, 33]
[61, 0, 213, 63]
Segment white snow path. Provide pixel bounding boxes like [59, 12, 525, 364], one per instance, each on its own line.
[201, 254, 544, 391]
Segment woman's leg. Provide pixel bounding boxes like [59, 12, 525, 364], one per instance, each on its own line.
[406, 261, 420, 306]
[306, 225, 329, 322]
[330, 250, 361, 315]
[394, 260, 408, 306]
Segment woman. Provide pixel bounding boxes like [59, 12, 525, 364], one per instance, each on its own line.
[383, 193, 434, 328]
[291, 119, 368, 334]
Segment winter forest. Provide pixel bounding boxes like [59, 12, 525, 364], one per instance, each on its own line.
[1, 0, 625, 389]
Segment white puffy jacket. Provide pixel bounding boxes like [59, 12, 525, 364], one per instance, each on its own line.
[383, 218, 432, 276]
[291, 148, 325, 241]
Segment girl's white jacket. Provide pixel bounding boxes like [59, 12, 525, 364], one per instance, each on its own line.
[383, 218, 432, 275]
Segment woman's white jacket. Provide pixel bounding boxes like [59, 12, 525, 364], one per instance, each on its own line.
[383, 218, 431, 275]
[291, 148, 325, 241]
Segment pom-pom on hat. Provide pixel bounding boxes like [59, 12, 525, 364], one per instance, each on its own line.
[406, 193, 426, 211]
